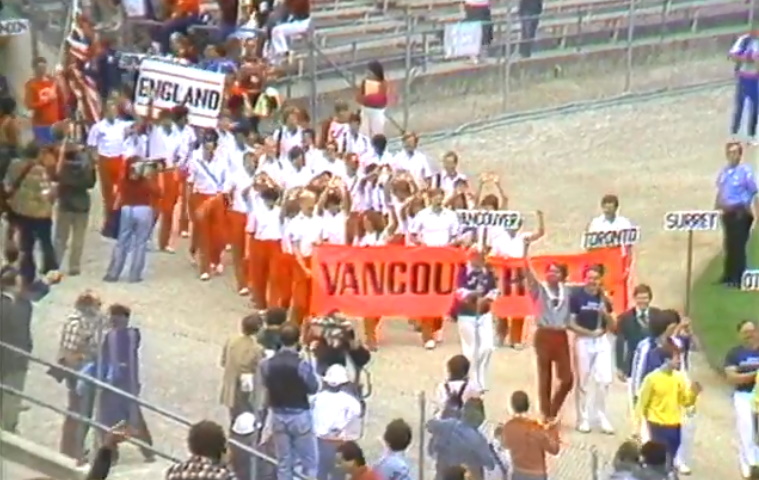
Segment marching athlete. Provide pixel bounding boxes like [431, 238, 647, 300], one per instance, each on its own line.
[146, 110, 182, 253]
[290, 190, 324, 330]
[86, 101, 129, 222]
[246, 175, 283, 307]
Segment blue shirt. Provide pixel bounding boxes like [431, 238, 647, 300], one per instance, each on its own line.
[569, 288, 610, 331]
[724, 345, 759, 392]
[425, 418, 496, 474]
[373, 451, 412, 480]
[731, 34, 759, 78]
[716, 163, 758, 208]
[259, 347, 320, 412]
[630, 335, 689, 398]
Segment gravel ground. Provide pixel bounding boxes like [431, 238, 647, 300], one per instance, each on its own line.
[8, 61, 743, 480]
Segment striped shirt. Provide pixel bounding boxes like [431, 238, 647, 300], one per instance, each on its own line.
[529, 282, 570, 329]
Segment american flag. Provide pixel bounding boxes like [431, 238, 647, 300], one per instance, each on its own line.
[62, 11, 102, 126]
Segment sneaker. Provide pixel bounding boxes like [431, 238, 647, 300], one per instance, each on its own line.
[215, 264, 224, 275]
[180, 231, 189, 238]
[576, 421, 591, 433]
[677, 464, 692, 476]
[424, 339, 436, 350]
[200, 273, 210, 281]
[599, 417, 615, 435]
[433, 330, 443, 343]
[238, 287, 250, 296]
[160, 247, 176, 254]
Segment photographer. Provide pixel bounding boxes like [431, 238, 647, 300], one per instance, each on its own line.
[311, 320, 371, 379]
[103, 159, 160, 283]
[258, 307, 287, 357]
[54, 146, 96, 276]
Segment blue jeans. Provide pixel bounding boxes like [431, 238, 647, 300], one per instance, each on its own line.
[104, 205, 153, 282]
[16, 215, 58, 285]
[647, 422, 681, 466]
[317, 438, 345, 480]
[271, 410, 318, 480]
[732, 75, 759, 137]
[32, 125, 55, 145]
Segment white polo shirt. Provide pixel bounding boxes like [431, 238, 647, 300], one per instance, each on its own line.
[87, 119, 130, 158]
[345, 132, 371, 157]
[229, 169, 253, 214]
[322, 211, 347, 245]
[248, 197, 282, 240]
[281, 218, 295, 254]
[274, 126, 303, 160]
[283, 164, 316, 190]
[488, 229, 532, 258]
[587, 214, 633, 232]
[147, 125, 182, 167]
[289, 212, 324, 257]
[431, 171, 468, 197]
[188, 150, 231, 195]
[256, 156, 287, 187]
[393, 149, 432, 186]
[411, 207, 459, 246]
[175, 125, 197, 170]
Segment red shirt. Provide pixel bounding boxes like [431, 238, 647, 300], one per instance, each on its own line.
[25, 76, 62, 126]
[118, 175, 160, 207]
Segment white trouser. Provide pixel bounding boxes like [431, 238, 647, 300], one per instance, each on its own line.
[676, 407, 696, 467]
[734, 391, 759, 477]
[270, 18, 311, 55]
[574, 334, 613, 425]
[360, 107, 386, 138]
[457, 314, 495, 391]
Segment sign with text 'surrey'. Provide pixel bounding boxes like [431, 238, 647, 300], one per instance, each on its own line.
[662, 210, 722, 231]
[0, 19, 30, 37]
[582, 227, 640, 250]
[134, 59, 226, 128]
[742, 270, 759, 291]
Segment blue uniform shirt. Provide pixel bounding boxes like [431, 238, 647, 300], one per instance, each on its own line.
[724, 345, 759, 393]
[568, 288, 611, 332]
[716, 163, 758, 208]
[373, 451, 412, 480]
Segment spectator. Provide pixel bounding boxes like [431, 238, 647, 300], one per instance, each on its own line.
[103, 159, 161, 283]
[607, 440, 642, 480]
[267, 0, 311, 62]
[95, 304, 155, 463]
[157, 0, 203, 53]
[0, 97, 20, 177]
[24, 56, 63, 145]
[258, 307, 287, 355]
[313, 364, 363, 480]
[500, 390, 560, 480]
[462, 0, 492, 61]
[167, 420, 236, 480]
[260, 322, 319, 480]
[426, 398, 495, 480]
[517, 0, 542, 58]
[4, 142, 60, 286]
[229, 411, 260, 480]
[433, 354, 480, 418]
[56, 290, 106, 462]
[85, 424, 129, 480]
[337, 441, 379, 480]
[356, 61, 388, 138]
[638, 441, 669, 480]
[54, 146, 97, 276]
[0, 266, 32, 432]
[220, 313, 264, 420]
[373, 418, 413, 480]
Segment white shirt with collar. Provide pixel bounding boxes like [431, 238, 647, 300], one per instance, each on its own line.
[393, 149, 432, 186]
[410, 206, 459, 246]
[256, 156, 287, 187]
[87, 118, 131, 158]
[304, 147, 326, 171]
[587, 213, 633, 232]
[229, 168, 253, 214]
[311, 389, 362, 441]
[345, 131, 371, 157]
[432, 171, 468, 197]
[122, 133, 147, 159]
[281, 217, 296, 254]
[188, 149, 232, 195]
[174, 124, 197, 171]
[247, 195, 283, 240]
[488, 229, 532, 258]
[227, 142, 253, 174]
[312, 156, 348, 182]
[283, 164, 316, 190]
[289, 212, 324, 257]
[321, 210, 348, 245]
[274, 126, 304, 160]
[147, 125, 182, 167]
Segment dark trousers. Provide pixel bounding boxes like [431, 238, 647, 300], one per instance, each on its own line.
[647, 422, 681, 465]
[534, 328, 573, 418]
[732, 76, 759, 137]
[16, 215, 58, 285]
[519, 13, 541, 58]
[721, 207, 754, 285]
[60, 384, 95, 461]
[464, 5, 493, 47]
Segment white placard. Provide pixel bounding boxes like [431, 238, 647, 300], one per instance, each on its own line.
[122, 0, 148, 18]
[0, 19, 30, 37]
[662, 210, 721, 232]
[742, 270, 759, 291]
[456, 210, 522, 229]
[443, 22, 482, 59]
[134, 59, 226, 128]
[582, 227, 640, 250]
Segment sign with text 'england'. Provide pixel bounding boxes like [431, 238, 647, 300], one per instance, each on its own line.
[582, 227, 640, 250]
[134, 59, 225, 128]
[663, 210, 721, 232]
[456, 210, 522, 229]
[742, 270, 759, 291]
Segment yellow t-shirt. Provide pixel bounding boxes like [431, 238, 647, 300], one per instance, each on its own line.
[635, 368, 696, 427]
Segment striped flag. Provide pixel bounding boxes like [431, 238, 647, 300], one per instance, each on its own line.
[62, 11, 102, 126]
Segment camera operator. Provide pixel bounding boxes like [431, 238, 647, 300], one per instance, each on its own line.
[54, 145, 96, 276]
[103, 158, 160, 283]
[258, 307, 287, 357]
[311, 321, 371, 379]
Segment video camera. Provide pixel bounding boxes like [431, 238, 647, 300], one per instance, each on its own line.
[308, 311, 354, 344]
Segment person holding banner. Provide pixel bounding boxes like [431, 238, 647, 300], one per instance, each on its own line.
[290, 190, 324, 330]
[187, 130, 233, 281]
[587, 194, 633, 233]
[455, 248, 498, 391]
[567, 265, 615, 435]
[409, 188, 461, 349]
[386, 172, 419, 245]
[522, 237, 574, 421]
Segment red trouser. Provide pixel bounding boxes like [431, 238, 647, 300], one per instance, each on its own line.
[363, 317, 380, 347]
[277, 253, 295, 309]
[534, 328, 574, 419]
[227, 211, 248, 291]
[419, 317, 443, 343]
[98, 155, 123, 215]
[291, 257, 312, 327]
[178, 169, 191, 234]
[194, 193, 226, 274]
[498, 317, 526, 344]
[157, 168, 179, 250]
[248, 237, 283, 307]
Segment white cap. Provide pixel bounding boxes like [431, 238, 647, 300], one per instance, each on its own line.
[231, 412, 257, 436]
[323, 364, 350, 386]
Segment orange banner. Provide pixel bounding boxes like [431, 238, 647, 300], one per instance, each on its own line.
[489, 248, 628, 318]
[311, 245, 467, 317]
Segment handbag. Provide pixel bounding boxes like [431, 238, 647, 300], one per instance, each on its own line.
[101, 208, 122, 239]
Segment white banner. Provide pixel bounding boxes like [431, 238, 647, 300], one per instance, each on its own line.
[134, 59, 226, 128]
[456, 210, 522, 229]
[443, 22, 482, 59]
[742, 270, 759, 291]
[582, 227, 640, 250]
[0, 19, 30, 37]
[662, 210, 721, 232]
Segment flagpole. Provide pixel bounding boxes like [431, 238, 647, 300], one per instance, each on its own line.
[58, 0, 79, 66]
